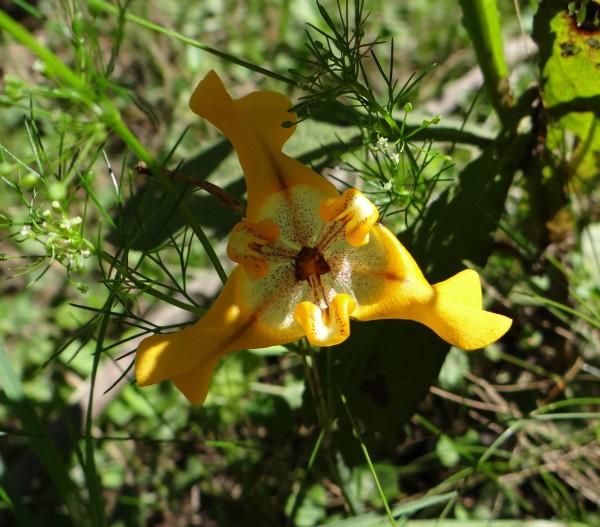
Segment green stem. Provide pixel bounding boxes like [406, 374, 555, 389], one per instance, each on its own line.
[340, 393, 397, 526]
[0, 9, 86, 93]
[457, 0, 513, 123]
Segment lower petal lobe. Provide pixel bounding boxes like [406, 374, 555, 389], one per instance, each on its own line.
[136, 268, 304, 396]
[294, 294, 357, 346]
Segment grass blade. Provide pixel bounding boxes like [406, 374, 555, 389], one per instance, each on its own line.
[0, 341, 88, 524]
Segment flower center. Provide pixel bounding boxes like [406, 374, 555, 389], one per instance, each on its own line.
[294, 246, 331, 281]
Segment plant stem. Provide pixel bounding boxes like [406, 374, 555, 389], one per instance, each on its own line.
[458, 0, 513, 123]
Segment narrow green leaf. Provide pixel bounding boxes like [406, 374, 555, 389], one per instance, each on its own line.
[325, 521, 591, 527]
[0, 341, 86, 524]
[320, 492, 457, 526]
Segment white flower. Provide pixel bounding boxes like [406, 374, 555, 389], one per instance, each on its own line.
[390, 152, 400, 165]
[376, 136, 388, 149]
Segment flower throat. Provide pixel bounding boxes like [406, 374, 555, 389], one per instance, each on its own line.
[294, 246, 330, 281]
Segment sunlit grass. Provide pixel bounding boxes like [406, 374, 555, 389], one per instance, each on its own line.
[0, 0, 599, 525]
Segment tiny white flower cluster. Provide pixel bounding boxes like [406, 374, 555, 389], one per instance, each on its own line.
[376, 135, 389, 150]
[372, 112, 448, 195]
[373, 136, 403, 195]
[59, 215, 82, 230]
[19, 201, 95, 280]
[374, 135, 401, 166]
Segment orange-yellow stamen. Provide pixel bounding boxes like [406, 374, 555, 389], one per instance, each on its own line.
[319, 189, 379, 247]
[227, 219, 280, 279]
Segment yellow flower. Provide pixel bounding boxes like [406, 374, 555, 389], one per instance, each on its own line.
[135, 71, 511, 404]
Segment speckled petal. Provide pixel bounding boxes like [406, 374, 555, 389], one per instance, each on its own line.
[135, 267, 305, 403]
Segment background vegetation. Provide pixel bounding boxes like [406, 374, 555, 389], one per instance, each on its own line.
[1, 0, 599, 526]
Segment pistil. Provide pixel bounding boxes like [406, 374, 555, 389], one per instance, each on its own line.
[294, 246, 331, 281]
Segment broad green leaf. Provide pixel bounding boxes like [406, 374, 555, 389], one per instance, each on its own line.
[407, 131, 529, 282]
[436, 434, 461, 468]
[534, 2, 600, 109]
[312, 129, 528, 464]
[286, 483, 327, 527]
[533, 1, 600, 181]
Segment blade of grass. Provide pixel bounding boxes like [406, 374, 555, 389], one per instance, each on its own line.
[87, 0, 295, 85]
[340, 393, 396, 527]
[321, 492, 458, 527]
[81, 297, 114, 527]
[287, 428, 326, 525]
[0, 456, 38, 527]
[0, 341, 89, 525]
[531, 397, 600, 417]
[327, 521, 592, 527]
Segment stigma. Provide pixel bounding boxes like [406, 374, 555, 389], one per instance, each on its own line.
[294, 246, 331, 281]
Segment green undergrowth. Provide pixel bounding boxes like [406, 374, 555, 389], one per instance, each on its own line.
[0, 0, 599, 526]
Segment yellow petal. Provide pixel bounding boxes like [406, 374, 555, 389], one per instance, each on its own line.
[172, 354, 222, 405]
[433, 269, 482, 309]
[319, 189, 379, 246]
[227, 219, 280, 279]
[189, 70, 338, 220]
[416, 296, 512, 351]
[294, 293, 356, 346]
[190, 71, 295, 151]
[422, 270, 512, 350]
[350, 225, 511, 349]
[350, 224, 434, 318]
[135, 267, 304, 401]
